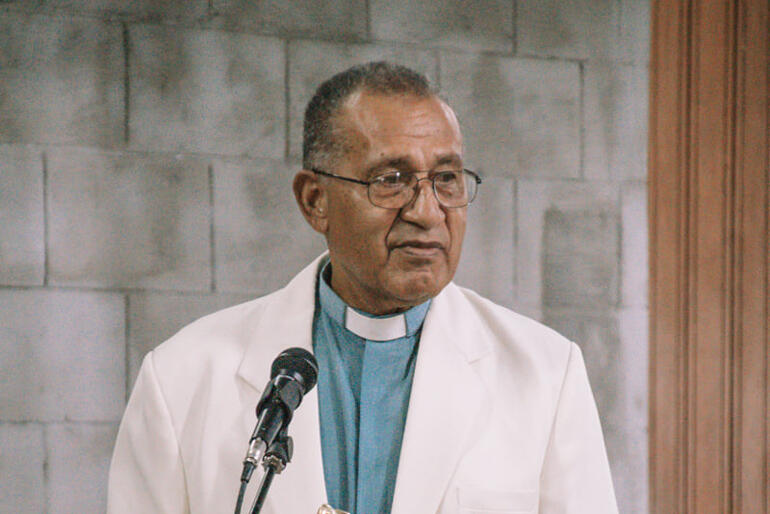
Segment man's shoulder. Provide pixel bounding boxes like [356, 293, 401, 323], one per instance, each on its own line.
[145, 293, 270, 379]
[441, 284, 585, 429]
[445, 283, 573, 350]
[148, 256, 325, 376]
[441, 283, 576, 377]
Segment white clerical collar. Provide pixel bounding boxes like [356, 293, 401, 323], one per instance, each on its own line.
[344, 307, 406, 341]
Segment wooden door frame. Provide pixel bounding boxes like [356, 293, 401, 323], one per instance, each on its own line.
[648, 0, 769, 512]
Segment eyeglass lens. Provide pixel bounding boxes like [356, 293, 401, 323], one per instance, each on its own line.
[368, 171, 477, 209]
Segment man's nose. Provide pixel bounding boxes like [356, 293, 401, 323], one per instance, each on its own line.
[399, 178, 445, 227]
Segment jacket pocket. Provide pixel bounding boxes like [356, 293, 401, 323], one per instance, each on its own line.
[456, 487, 537, 514]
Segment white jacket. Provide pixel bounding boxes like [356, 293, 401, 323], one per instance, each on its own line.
[108, 255, 618, 513]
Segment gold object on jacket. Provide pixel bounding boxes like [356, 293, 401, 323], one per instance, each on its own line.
[317, 504, 349, 514]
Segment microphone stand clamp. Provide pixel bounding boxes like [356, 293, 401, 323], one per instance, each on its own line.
[249, 430, 293, 514]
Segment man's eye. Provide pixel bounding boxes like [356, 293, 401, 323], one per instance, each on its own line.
[376, 172, 407, 187]
[434, 171, 461, 184]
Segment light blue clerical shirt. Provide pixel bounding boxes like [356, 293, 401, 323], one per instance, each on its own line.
[313, 261, 430, 514]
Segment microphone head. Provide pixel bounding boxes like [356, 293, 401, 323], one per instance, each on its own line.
[271, 347, 319, 394]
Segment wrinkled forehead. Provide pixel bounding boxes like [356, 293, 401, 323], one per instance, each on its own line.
[342, 90, 460, 131]
[334, 91, 463, 161]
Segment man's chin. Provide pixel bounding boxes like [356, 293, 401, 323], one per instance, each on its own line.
[387, 272, 449, 306]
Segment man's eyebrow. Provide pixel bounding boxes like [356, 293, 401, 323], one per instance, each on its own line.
[364, 157, 413, 177]
[364, 154, 463, 177]
[435, 154, 463, 166]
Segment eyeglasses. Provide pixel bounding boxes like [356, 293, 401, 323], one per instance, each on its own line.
[311, 168, 482, 209]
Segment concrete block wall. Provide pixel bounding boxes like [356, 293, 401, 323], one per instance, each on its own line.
[0, 1, 649, 512]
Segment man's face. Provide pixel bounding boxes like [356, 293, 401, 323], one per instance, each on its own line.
[321, 91, 467, 314]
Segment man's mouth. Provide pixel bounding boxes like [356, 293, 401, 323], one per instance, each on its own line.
[391, 240, 445, 256]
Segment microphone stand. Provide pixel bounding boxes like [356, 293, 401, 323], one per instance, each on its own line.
[249, 431, 293, 514]
[234, 347, 318, 514]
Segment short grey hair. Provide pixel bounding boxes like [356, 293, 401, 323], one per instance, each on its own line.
[302, 61, 437, 170]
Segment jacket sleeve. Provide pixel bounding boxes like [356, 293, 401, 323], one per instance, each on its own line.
[107, 351, 190, 514]
[538, 343, 618, 513]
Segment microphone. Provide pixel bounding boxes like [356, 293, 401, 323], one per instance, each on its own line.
[241, 348, 319, 482]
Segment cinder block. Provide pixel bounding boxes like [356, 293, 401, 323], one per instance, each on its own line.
[454, 176, 515, 308]
[47, 423, 119, 514]
[213, 158, 327, 294]
[371, 0, 513, 52]
[0, 289, 125, 422]
[47, 147, 211, 290]
[0, 13, 124, 147]
[510, 303, 543, 324]
[541, 310, 622, 429]
[128, 292, 252, 389]
[621, 182, 647, 307]
[547, 307, 647, 430]
[0, 145, 44, 286]
[546, 306, 648, 513]
[129, 24, 285, 158]
[287, 40, 438, 160]
[0, 0, 42, 9]
[440, 53, 580, 179]
[209, 0, 367, 39]
[603, 423, 648, 514]
[607, 300, 649, 514]
[0, 423, 45, 513]
[516, 181, 618, 309]
[39, 0, 207, 20]
[620, 0, 651, 64]
[618, 307, 648, 428]
[542, 252, 616, 309]
[516, 0, 620, 60]
[542, 208, 618, 308]
[542, 208, 618, 256]
[584, 63, 649, 180]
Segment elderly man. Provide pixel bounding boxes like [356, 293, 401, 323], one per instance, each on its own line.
[108, 62, 617, 514]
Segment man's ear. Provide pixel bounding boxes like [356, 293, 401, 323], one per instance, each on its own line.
[293, 169, 329, 234]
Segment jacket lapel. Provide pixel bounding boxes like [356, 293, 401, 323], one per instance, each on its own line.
[235, 255, 329, 513]
[390, 284, 491, 514]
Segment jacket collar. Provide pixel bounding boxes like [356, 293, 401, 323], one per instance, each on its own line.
[236, 254, 492, 513]
[237, 254, 324, 391]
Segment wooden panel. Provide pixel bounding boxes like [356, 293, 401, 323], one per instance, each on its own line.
[648, 1, 687, 509]
[734, 0, 769, 511]
[648, 0, 769, 511]
[691, 2, 735, 512]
